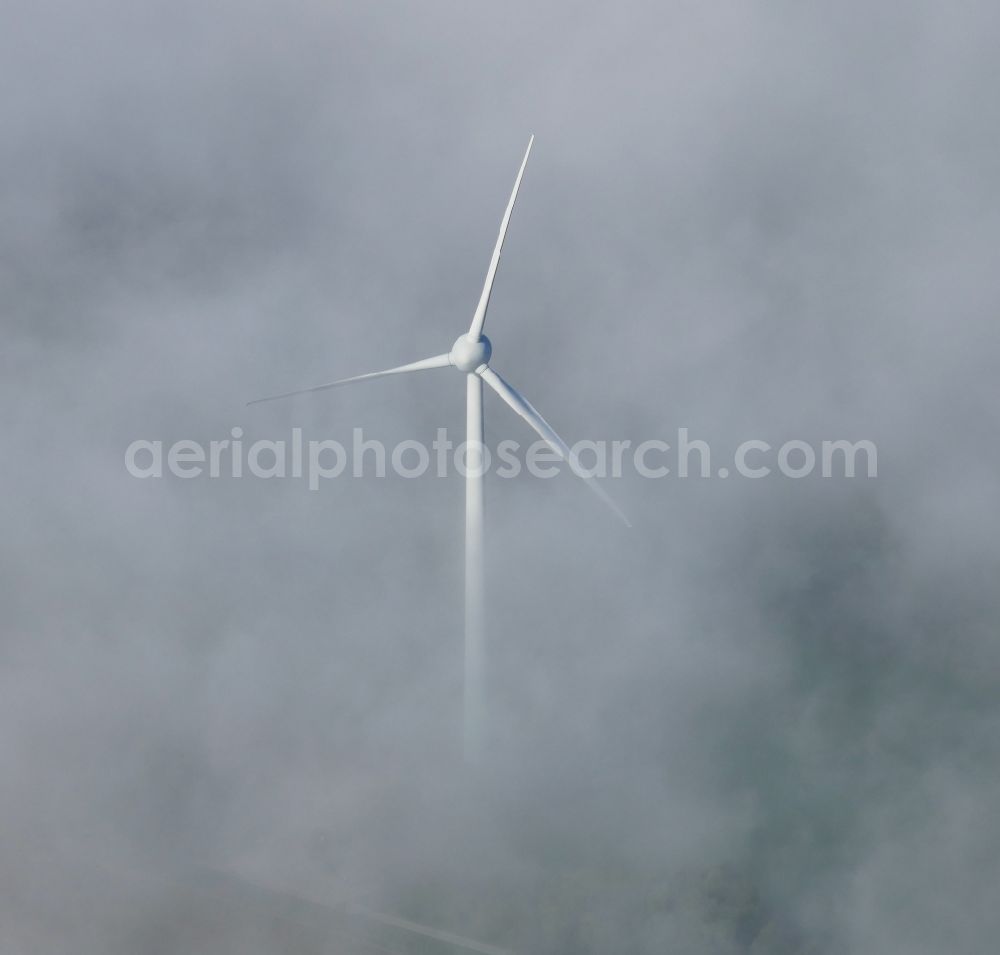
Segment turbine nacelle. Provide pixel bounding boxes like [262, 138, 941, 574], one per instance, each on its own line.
[450, 333, 492, 373]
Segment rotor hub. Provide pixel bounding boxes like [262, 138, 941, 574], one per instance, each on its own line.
[450, 334, 492, 373]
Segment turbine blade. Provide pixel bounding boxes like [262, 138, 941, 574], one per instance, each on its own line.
[479, 366, 631, 527]
[247, 353, 452, 406]
[468, 136, 533, 340]
[187, 866, 517, 955]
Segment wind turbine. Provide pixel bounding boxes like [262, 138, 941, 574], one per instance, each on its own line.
[249, 137, 628, 760]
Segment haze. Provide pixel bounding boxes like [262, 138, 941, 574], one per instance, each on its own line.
[2, 1, 998, 952]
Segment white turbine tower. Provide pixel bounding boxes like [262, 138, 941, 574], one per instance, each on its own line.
[250, 137, 628, 760]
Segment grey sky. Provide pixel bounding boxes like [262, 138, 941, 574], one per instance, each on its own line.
[2, 1, 999, 952]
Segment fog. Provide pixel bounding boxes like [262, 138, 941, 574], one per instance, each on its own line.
[2, 1, 998, 952]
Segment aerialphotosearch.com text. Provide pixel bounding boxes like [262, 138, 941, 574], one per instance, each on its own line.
[124, 428, 877, 487]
